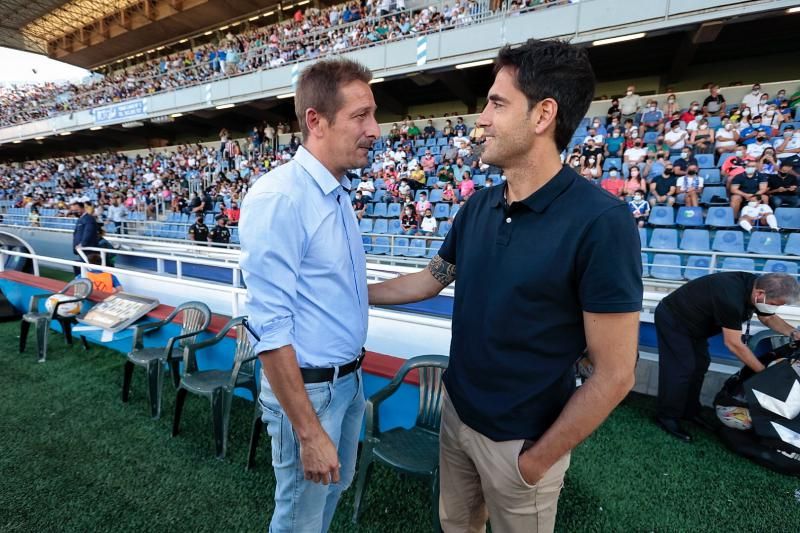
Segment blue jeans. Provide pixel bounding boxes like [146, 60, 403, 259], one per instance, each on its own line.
[259, 370, 365, 532]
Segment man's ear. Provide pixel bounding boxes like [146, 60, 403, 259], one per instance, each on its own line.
[305, 108, 326, 139]
[532, 98, 558, 136]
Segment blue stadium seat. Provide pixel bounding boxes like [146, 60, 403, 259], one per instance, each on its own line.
[707, 116, 722, 129]
[407, 239, 427, 257]
[699, 168, 721, 185]
[437, 137, 448, 146]
[427, 177, 439, 187]
[473, 174, 486, 187]
[449, 204, 460, 218]
[438, 221, 452, 237]
[649, 228, 679, 250]
[722, 257, 756, 273]
[425, 138, 436, 146]
[603, 158, 622, 171]
[373, 219, 388, 234]
[372, 236, 390, 255]
[685, 256, 711, 280]
[712, 230, 745, 253]
[643, 131, 659, 144]
[434, 203, 450, 219]
[387, 203, 402, 218]
[388, 219, 402, 235]
[700, 186, 728, 206]
[488, 174, 502, 184]
[361, 235, 372, 253]
[648, 206, 675, 227]
[762, 260, 799, 276]
[680, 229, 711, 251]
[427, 240, 443, 258]
[359, 218, 373, 233]
[364, 204, 374, 217]
[429, 189, 443, 203]
[706, 207, 736, 228]
[372, 203, 388, 218]
[651, 254, 683, 280]
[747, 232, 781, 255]
[718, 153, 735, 168]
[695, 154, 714, 168]
[676, 206, 704, 227]
[776, 208, 800, 230]
[393, 237, 410, 256]
[638, 227, 647, 248]
[785, 233, 800, 256]
[641, 253, 650, 278]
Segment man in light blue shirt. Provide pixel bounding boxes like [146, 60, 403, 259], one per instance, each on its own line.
[239, 58, 380, 533]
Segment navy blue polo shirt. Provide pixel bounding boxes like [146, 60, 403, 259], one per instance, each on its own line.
[438, 165, 643, 441]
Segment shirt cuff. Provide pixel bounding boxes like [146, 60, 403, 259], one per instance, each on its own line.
[252, 316, 295, 355]
[582, 301, 642, 313]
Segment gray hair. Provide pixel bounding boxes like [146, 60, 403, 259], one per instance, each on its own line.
[755, 273, 800, 303]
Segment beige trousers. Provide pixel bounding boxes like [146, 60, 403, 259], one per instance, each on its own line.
[439, 390, 571, 533]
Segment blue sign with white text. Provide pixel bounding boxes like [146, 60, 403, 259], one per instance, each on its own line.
[94, 100, 147, 124]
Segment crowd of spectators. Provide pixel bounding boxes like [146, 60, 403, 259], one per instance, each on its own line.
[565, 83, 800, 231]
[0, 0, 569, 127]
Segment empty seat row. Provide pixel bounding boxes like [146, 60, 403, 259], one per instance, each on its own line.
[359, 218, 452, 237]
[363, 236, 443, 258]
[649, 206, 800, 230]
[643, 252, 798, 281]
[641, 228, 792, 255]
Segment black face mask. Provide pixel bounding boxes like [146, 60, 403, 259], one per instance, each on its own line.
[664, 169, 673, 176]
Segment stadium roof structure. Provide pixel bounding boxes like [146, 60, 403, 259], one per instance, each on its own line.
[0, 0, 289, 69]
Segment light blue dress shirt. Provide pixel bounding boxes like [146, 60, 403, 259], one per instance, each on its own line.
[239, 146, 368, 368]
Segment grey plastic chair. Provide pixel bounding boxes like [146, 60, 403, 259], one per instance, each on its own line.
[121, 301, 211, 419]
[19, 278, 92, 363]
[172, 317, 259, 459]
[246, 389, 264, 471]
[352, 354, 448, 532]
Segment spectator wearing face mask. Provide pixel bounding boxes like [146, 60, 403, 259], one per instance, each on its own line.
[582, 137, 604, 166]
[702, 85, 726, 117]
[730, 161, 768, 217]
[649, 166, 677, 207]
[680, 103, 700, 125]
[622, 167, 646, 199]
[584, 126, 604, 145]
[588, 119, 607, 137]
[604, 128, 625, 158]
[766, 161, 799, 209]
[638, 100, 664, 138]
[740, 115, 769, 146]
[628, 190, 650, 228]
[664, 120, 688, 154]
[714, 117, 740, 161]
[623, 137, 647, 175]
[754, 93, 772, 117]
[739, 194, 778, 233]
[419, 208, 438, 236]
[664, 94, 680, 117]
[606, 98, 621, 126]
[722, 149, 749, 186]
[400, 204, 419, 235]
[673, 147, 698, 178]
[676, 169, 704, 207]
[762, 103, 786, 130]
[619, 85, 642, 123]
[741, 83, 764, 113]
[415, 191, 432, 217]
[774, 124, 800, 164]
[746, 132, 771, 159]
[601, 168, 625, 199]
[688, 118, 714, 154]
[580, 156, 602, 182]
[759, 149, 779, 178]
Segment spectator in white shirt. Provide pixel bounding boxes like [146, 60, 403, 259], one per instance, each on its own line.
[774, 125, 800, 161]
[583, 127, 604, 145]
[746, 134, 771, 159]
[739, 194, 778, 232]
[356, 175, 375, 199]
[741, 83, 764, 113]
[420, 208, 438, 236]
[715, 117, 740, 160]
[664, 120, 688, 153]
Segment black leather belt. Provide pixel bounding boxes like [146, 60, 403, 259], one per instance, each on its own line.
[300, 349, 365, 384]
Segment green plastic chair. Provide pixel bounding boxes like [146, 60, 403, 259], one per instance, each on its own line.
[121, 301, 211, 419]
[172, 316, 259, 459]
[19, 278, 93, 363]
[352, 354, 449, 531]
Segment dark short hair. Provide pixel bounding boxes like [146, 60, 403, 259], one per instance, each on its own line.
[494, 39, 595, 151]
[295, 58, 372, 137]
[756, 273, 800, 302]
[71, 201, 84, 208]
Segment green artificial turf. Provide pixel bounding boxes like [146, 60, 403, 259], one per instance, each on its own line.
[1, 320, 799, 532]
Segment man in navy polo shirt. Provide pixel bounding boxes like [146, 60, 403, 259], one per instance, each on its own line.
[368, 39, 642, 532]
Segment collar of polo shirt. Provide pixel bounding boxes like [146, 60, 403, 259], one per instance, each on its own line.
[491, 168, 575, 214]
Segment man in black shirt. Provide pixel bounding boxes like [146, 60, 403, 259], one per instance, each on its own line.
[187, 213, 209, 244]
[655, 272, 800, 441]
[672, 147, 698, 178]
[767, 161, 799, 208]
[730, 160, 768, 217]
[648, 166, 677, 207]
[702, 85, 726, 116]
[366, 39, 641, 532]
[209, 214, 231, 244]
